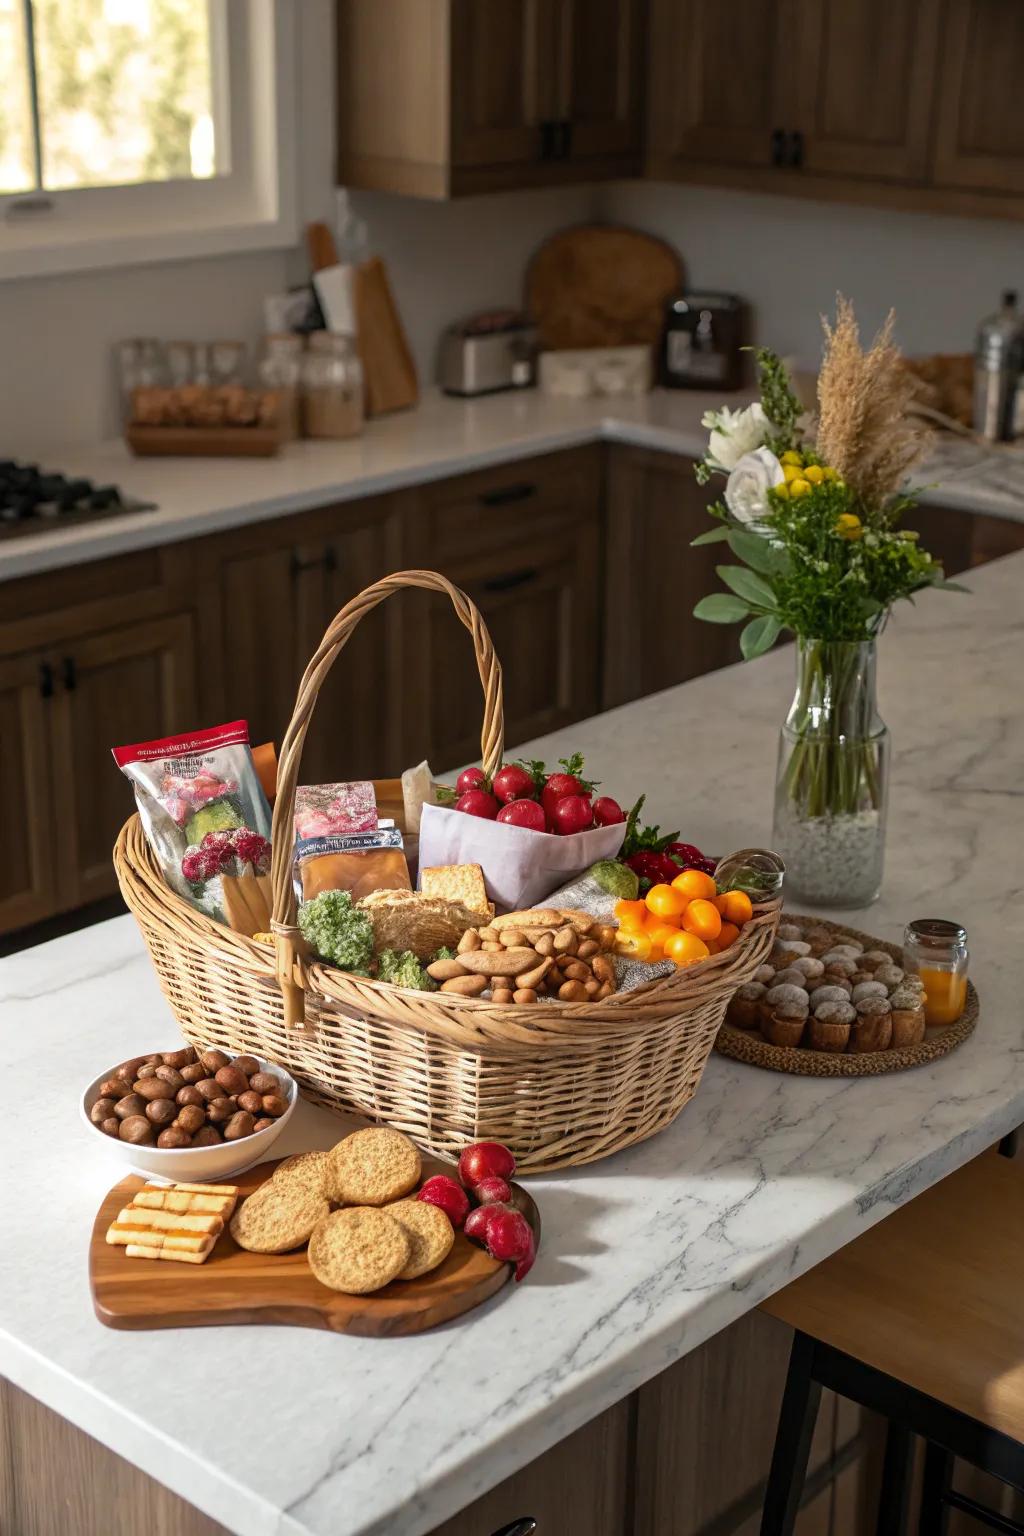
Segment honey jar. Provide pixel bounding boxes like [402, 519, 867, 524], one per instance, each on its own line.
[902, 919, 969, 1026]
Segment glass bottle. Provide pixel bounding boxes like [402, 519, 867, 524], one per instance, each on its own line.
[300, 332, 364, 439]
[258, 333, 304, 440]
[771, 637, 889, 908]
[903, 920, 969, 1026]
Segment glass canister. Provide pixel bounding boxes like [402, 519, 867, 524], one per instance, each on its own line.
[300, 332, 364, 439]
[903, 919, 969, 1026]
[258, 333, 304, 440]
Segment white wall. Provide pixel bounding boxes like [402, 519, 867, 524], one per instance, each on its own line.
[602, 180, 1024, 365]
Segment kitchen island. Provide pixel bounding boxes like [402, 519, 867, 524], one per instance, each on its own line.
[1, 552, 1022, 1536]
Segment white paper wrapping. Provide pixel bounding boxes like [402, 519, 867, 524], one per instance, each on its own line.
[417, 804, 627, 912]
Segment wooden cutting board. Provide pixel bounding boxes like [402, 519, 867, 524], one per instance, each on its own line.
[525, 224, 684, 351]
[353, 256, 419, 416]
[91, 1156, 539, 1336]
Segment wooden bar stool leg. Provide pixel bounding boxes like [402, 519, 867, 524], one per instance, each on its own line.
[918, 1442, 953, 1536]
[877, 1422, 914, 1536]
[761, 1333, 823, 1536]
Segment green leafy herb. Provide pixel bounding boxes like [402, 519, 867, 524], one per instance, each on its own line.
[297, 890, 374, 973]
[753, 346, 803, 454]
[375, 948, 438, 991]
[621, 794, 679, 857]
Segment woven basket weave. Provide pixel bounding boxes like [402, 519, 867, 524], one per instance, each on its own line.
[114, 570, 780, 1172]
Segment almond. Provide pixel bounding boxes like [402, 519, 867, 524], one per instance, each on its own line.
[453, 946, 538, 977]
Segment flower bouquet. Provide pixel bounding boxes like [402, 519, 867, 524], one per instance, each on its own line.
[692, 298, 965, 906]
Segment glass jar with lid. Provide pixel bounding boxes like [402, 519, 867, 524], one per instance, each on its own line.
[902, 919, 969, 1026]
[258, 333, 304, 440]
[300, 332, 364, 439]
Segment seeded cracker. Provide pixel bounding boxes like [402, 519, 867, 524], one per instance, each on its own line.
[308, 1208, 411, 1294]
[386, 1198, 455, 1280]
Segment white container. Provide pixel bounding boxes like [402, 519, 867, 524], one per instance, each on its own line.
[80, 1053, 298, 1181]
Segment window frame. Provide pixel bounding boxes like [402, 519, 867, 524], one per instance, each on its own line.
[0, 0, 297, 282]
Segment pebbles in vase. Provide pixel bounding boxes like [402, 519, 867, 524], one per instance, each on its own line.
[773, 804, 885, 908]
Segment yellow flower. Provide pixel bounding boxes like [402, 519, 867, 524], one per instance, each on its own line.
[782, 462, 802, 483]
[773, 481, 790, 499]
[803, 464, 825, 484]
[789, 477, 812, 498]
[822, 466, 839, 481]
[836, 512, 862, 540]
[780, 450, 804, 466]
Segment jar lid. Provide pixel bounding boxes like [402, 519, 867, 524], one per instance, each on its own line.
[906, 918, 968, 947]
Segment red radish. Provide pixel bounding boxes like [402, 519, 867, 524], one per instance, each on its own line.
[417, 1175, 470, 1228]
[473, 1175, 513, 1205]
[463, 1205, 496, 1246]
[456, 788, 499, 820]
[592, 796, 625, 826]
[456, 766, 487, 795]
[492, 763, 536, 804]
[485, 1206, 534, 1264]
[458, 1140, 516, 1188]
[551, 794, 594, 836]
[514, 1231, 537, 1282]
[496, 799, 547, 832]
[541, 771, 586, 820]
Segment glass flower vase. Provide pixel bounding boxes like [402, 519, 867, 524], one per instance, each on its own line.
[771, 638, 889, 908]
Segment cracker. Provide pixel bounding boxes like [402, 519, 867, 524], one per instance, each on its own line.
[307, 1207, 410, 1294]
[330, 1127, 421, 1206]
[421, 863, 488, 915]
[229, 1182, 329, 1254]
[386, 1198, 455, 1280]
[271, 1150, 333, 1201]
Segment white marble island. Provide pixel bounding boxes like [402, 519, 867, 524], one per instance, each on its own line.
[1, 555, 1022, 1536]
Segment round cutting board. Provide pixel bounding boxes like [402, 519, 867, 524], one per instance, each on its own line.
[525, 223, 684, 350]
[90, 1156, 539, 1336]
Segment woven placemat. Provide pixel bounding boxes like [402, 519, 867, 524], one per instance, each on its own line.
[714, 912, 978, 1077]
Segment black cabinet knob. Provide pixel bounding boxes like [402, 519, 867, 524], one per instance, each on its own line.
[491, 1521, 537, 1536]
[770, 128, 786, 167]
[788, 129, 804, 168]
[38, 662, 54, 699]
[62, 655, 77, 692]
[539, 120, 556, 160]
[557, 119, 572, 159]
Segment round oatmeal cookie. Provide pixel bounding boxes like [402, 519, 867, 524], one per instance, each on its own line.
[386, 1198, 455, 1280]
[308, 1207, 411, 1294]
[271, 1150, 333, 1201]
[230, 1182, 329, 1254]
[330, 1127, 422, 1206]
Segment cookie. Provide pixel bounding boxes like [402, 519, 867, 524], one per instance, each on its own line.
[271, 1150, 333, 1201]
[330, 1127, 421, 1206]
[230, 1182, 329, 1254]
[386, 1198, 455, 1280]
[307, 1207, 410, 1294]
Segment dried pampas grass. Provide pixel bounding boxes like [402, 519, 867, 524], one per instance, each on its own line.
[816, 296, 930, 504]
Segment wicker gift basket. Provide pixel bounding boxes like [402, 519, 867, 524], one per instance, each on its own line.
[115, 571, 780, 1172]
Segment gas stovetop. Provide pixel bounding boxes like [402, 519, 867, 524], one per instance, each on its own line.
[0, 459, 155, 539]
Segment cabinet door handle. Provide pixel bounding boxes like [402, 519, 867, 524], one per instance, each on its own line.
[770, 128, 786, 167]
[481, 567, 538, 594]
[61, 655, 77, 692]
[491, 1522, 537, 1536]
[557, 119, 572, 159]
[479, 482, 538, 508]
[787, 130, 804, 168]
[540, 120, 556, 160]
[324, 544, 337, 574]
[38, 661, 54, 699]
[290, 550, 330, 578]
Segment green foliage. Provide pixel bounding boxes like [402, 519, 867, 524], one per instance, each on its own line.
[375, 949, 438, 991]
[431, 946, 457, 962]
[693, 593, 752, 623]
[715, 565, 776, 609]
[621, 796, 679, 858]
[740, 614, 782, 659]
[297, 890, 374, 973]
[754, 348, 803, 454]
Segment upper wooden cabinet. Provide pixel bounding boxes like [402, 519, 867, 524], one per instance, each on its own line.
[337, 0, 644, 198]
[932, 0, 1024, 194]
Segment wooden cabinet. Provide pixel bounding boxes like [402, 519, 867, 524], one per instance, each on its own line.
[337, 0, 644, 198]
[0, 653, 57, 933]
[603, 445, 740, 710]
[932, 0, 1024, 195]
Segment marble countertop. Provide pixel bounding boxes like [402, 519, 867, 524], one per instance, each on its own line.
[1, 554, 1023, 1536]
[4, 387, 1024, 582]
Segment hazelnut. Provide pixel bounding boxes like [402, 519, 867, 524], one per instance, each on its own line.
[99, 1117, 121, 1138]
[134, 1076, 172, 1102]
[252, 1117, 275, 1132]
[260, 1093, 288, 1118]
[157, 1126, 192, 1149]
[144, 1054, 162, 1064]
[199, 1049, 230, 1073]
[179, 1062, 205, 1084]
[90, 1097, 117, 1125]
[231, 1055, 260, 1078]
[214, 1065, 248, 1097]
[145, 1098, 177, 1126]
[176, 1085, 204, 1108]
[135, 1062, 159, 1079]
[154, 1065, 185, 1093]
[160, 1047, 196, 1069]
[116, 1057, 148, 1082]
[195, 1077, 223, 1102]
[237, 1091, 263, 1115]
[191, 1125, 222, 1147]
[206, 1097, 234, 1123]
[119, 1115, 154, 1145]
[175, 1104, 206, 1135]
[223, 1110, 255, 1141]
[114, 1093, 147, 1120]
[100, 1076, 129, 1099]
[247, 1072, 279, 1095]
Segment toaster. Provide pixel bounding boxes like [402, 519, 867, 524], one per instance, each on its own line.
[439, 311, 538, 396]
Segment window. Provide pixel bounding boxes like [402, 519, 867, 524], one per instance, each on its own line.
[0, 0, 295, 279]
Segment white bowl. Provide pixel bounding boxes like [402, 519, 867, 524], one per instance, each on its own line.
[81, 1050, 298, 1182]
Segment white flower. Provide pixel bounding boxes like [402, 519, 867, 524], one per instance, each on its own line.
[724, 447, 785, 525]
[702, 402, 772, 472]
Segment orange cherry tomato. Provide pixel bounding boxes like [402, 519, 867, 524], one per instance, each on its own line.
[615, 929, 653, 961]
[664, 929, 711, 966]
[713, 895, 729, 915]
[682, 898, 722, 942]
[614, 898, 648, 930]
[720, 889, 753, 925]
[671, 868, 717, 902]
[645, 883, 688, 921]
[717, 921, 740, 950]
[647, 921, 681, 953]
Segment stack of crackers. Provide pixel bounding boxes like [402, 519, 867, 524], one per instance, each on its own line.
[106, 1181, 239, 1264]
[230, 1128, 454, 1295]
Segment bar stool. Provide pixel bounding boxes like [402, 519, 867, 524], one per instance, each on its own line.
[758, 1148, 1024, 1536]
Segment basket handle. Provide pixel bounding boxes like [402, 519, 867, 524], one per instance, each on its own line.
[269, 569, 505, 1027]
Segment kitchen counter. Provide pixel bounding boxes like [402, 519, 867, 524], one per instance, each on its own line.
[2, 553, 1022, 1536]
[5, 387, 1024, 582]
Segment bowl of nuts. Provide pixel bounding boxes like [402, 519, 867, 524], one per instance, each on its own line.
[81, 1045, 298, 1181]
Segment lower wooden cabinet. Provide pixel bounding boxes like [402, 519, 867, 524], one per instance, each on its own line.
[0, 652, 57, 932]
